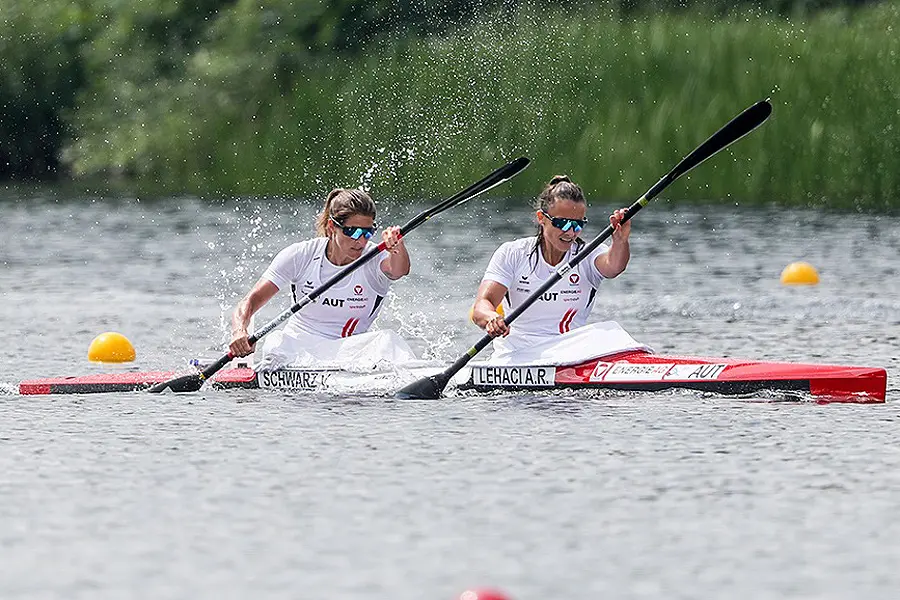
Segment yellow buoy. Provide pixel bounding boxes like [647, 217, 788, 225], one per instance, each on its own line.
[88, 332, 136, 362]
[780, 261, 820, 286]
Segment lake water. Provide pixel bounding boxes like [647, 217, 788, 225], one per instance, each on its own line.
[1, 188, 899, 599]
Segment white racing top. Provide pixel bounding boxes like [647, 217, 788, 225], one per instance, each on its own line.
[263, 237, 393, 340]
[482, 236, 612, 355]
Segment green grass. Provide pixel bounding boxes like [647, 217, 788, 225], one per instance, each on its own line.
[66, 2, 900, 209]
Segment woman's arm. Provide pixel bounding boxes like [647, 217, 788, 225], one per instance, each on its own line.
[472, 279, 510, 337]
[595, 207, 631, 278]
[230, 278, 279, 356]
[379, 226, 411, 280]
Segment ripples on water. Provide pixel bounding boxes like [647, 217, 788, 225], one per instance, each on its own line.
[1, 191, 899, 599]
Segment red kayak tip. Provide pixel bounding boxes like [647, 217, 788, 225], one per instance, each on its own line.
[459, 588, 511, 600]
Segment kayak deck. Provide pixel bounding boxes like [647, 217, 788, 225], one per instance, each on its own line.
[19, 370, 180, 395]
[17, 351, 887, 402]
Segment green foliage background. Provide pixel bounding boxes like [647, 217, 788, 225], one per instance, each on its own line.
[1, 0, 897, 208]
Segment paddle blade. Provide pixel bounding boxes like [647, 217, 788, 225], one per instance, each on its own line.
[671, 99, 772, 181]
[496, 156, 530, 183]
[147, 373, 205, 394]
[445, 157, 530, 210]
[395, 372, 452, 400]
[408, 157, 531, 230]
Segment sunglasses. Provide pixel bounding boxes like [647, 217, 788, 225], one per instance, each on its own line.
[331, 216, 377, 240]
[541, 210, 586, 233]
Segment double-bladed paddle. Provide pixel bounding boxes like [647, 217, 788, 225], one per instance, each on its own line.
[396, 99, 773, 400]
[149, 156, 531, 393]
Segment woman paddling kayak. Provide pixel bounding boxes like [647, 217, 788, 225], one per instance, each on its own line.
[229, 188, 415, 371]
[471, 175, 649, 363]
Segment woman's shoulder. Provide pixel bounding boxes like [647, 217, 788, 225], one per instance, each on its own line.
[281, 237, 326, 254]
[494, 236, 535, 255]
[269, 238, 326, 267]
[487, 237, 535, 267]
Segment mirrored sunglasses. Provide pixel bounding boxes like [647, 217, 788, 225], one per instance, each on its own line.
[541, 210, 586, 233]
[331, 216, 377, 240]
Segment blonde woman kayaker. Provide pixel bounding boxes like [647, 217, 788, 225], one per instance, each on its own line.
[229, 188, 415, 371]
[471, 175, 649, 364]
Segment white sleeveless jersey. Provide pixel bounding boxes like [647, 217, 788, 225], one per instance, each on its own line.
[481, 236, 610, 350]
[262, 238, 393, 340]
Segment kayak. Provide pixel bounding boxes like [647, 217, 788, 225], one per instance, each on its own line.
[461, 350, 886, 402]
[17, 350, 887, 402]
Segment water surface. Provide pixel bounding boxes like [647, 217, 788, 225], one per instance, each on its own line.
[1, 190, 898, 599]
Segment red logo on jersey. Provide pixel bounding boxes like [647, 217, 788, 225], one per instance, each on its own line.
[569, 273, 580, 284]
[354, 285, 364, 295]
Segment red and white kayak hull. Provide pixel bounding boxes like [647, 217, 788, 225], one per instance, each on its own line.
[462, 351, 887, 402]
[17, 350, 887, 402]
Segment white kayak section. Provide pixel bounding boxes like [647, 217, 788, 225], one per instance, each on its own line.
[252, 362, 462, 396]
[483, 321, 653, 367]
[255, 329, 419, 372]
[249, 328, 453, 395]
[253, 321, 650, 372]
[239, 321, 654, 396]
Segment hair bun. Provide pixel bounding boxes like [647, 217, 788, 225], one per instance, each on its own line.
[549, 175, 571, 185]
